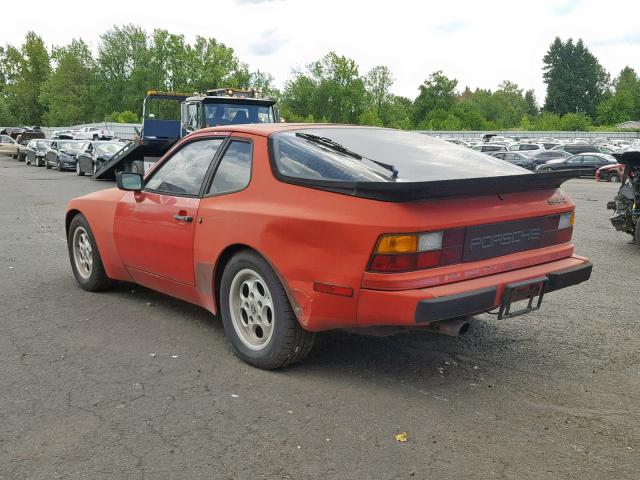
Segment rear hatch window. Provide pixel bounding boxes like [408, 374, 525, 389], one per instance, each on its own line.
[271, 128, 527, 183]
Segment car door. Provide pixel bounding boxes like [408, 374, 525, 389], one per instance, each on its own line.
[46, 141, 58, 165]
[113, 137, 225, 285]
[0, 135, 14, 154]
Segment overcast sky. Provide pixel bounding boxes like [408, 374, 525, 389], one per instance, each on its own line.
[6, 0, 640, 104]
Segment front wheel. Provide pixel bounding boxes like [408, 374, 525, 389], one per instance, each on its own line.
[76, 162, 84, 176]
[67, 214, 113, 291]
[608, 173, 620, 183]
[45, 160, 51, 169]
[219, 251, 315, 369]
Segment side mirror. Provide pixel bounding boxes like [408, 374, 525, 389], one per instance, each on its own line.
[116, 172, 143, 191]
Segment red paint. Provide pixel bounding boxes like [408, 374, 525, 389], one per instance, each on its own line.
[66, 124, 591, 333]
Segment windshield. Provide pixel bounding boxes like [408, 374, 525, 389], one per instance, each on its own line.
[59, 141, 83, 151]
[272, 128, 527, 183]
[95, 143, 122, 156]
[203, 103, 274, 126]
[36, 141, 49, 149]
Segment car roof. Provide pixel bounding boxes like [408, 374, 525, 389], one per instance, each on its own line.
[194, 123, 399, 137]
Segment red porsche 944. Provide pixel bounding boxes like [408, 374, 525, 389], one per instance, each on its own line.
[66, 125, 592, 369]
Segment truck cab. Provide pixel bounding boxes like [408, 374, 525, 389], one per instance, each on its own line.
[93, 88, 280, 180]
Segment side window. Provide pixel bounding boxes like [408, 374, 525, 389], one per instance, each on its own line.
[567, 156, 583, 164]
[145, 139, 224, 196]
[187, 103, 200, 131]
[0, 135, 9, 143]
[207, 141, 252, 195]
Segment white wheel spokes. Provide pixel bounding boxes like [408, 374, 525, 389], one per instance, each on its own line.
[230, 270, 275, 350]
[73, 228, 93, 279]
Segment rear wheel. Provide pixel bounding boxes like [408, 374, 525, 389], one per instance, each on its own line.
[76, 162, 85, 176]
[220, 251, 315, 369]
[67, 214, 113, 291]
[92, 134, 99, 141]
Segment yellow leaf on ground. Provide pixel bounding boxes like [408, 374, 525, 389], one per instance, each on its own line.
[394, 432, 408, 442]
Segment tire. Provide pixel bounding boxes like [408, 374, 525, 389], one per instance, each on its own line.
[56, 158, 63, 171]
[92, 162, 98, 176]
[93, 134, 99, 141]
[76, 162, 85, 176]
[45, 160, 51, 169]
[25, 157, 31, 166]
[67, 214, 113, 291]
[607, 173, 620, 183]
[219, 250, 315, 369]
[36, 157, 43, 167]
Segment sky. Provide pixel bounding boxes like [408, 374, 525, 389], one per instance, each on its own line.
[5, 0, 640, 105]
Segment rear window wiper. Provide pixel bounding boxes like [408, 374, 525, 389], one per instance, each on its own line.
[295, 132, 399, 178]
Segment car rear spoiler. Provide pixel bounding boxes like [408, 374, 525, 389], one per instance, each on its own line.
[280, 169, 591, 202]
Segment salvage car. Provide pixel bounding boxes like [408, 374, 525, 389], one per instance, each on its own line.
[595, 163, 624, 183]
[65, 125, 592, 369]
[607, 150, 640, 244]
[490, 151, 536, 170]
[76, 141, 127, 176]
[46, 140, 87, 171]
[25, 139, 52, 166]
[536, 153, 616, 175]
[0, 134, 19, 157]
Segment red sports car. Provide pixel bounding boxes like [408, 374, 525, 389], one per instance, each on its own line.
[66, 125, 592, 369]
[595, 163, 624, 182]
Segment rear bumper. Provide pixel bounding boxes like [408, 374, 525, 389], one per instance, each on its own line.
[356, 256, 591, 327]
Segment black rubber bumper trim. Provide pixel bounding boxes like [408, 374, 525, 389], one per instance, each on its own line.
[414, 287, 498, 324]
[546, 261, 593, 292]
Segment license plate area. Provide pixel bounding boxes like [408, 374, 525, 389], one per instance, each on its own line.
[498, 277, 547, 320]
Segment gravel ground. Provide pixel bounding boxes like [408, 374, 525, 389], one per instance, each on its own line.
[0, 155, 638, 480]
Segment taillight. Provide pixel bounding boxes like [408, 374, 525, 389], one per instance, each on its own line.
[367, 211, 575, 274]
[368, 228, 464, 273]
[541, 211, 574, 246]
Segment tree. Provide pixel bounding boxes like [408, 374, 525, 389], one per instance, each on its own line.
[364, 65, 394, 119]
[3, 32, 51, 125]
[281, 52, 367, 124]
[412, 71, 458, 127]
[543, 37, 609, 118]
[524, 89, 538, 116]
[41, 39, 96, 126]
[596, 66, 640, 125]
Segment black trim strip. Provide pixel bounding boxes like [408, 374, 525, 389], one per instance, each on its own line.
[415, 287, 497, 323]
[546, 261, 592, 292]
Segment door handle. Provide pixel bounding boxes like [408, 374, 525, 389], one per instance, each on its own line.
[173, 214, 193, 223]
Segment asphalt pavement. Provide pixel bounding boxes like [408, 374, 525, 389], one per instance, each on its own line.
[1, 155, 638, 479]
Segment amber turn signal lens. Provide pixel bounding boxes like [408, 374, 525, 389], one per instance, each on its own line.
[376, 235, 418, 254]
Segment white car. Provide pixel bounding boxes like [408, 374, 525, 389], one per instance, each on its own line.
[73, 126, 115, 141]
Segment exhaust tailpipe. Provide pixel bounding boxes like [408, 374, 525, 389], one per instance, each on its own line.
[427, 318, 471, 337]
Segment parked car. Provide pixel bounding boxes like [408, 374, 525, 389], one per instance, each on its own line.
[0, 134, 19, 157]
[16, 131, 46, 161]
[472, 144, 508, 153]
[52, 129, 78, 139]
[74, 126, 115, 141]
[529, 150, 571, 166]
[76, 141, 126, 176]
[45, 140, 87, 171]
[595, 163, 625, 182]
[65, 124, 591, 369]
[25, 139, 52, 166]
[490, 152, 536, 170]
[444, 138, 471, 148]
[551, 144, 603, 155]
[536, 153, 617, 175]
[509, 143, 544, 154]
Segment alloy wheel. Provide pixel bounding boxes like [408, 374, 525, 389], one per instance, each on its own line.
[228, 269, 275, 350]
[72, 226, 93, 280]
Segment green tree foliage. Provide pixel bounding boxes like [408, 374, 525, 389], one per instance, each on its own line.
[2, 32, 50, 125]
[543, 37, 609, 118]
[596, 66, 640, 125]
[281, 52, 367, 124]
[412, 71, 458, 127]
[41, 40, 95, 126]
[559, 112, 592, 130]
